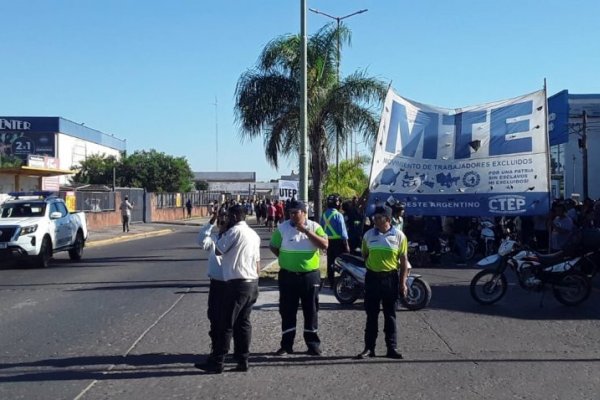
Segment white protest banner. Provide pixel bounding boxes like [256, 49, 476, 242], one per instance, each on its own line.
[278, 180, 299, 201]
[368, 89, 550, 216]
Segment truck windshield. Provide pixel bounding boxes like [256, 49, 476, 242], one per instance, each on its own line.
[0, 203, 46, 218]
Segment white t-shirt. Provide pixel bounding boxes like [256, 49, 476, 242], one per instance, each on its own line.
[216, 221, 261, 281]
[197, 222, 224, 281]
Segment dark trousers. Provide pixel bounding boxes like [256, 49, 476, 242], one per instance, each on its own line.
[278, 269, 321, 351]
[212, 280, 259, 366]
[326, 239, 346, 286]
[364, 270, 399, 351]
[122, 215, 130, 232]
[207, 279, 227, 355]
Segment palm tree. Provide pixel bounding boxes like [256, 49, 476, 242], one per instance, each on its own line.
[322, 155, 370, 199]
[235, 23, 386, 219]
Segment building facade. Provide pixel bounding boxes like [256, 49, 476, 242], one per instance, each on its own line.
[0, 117, 126, 194]
[549, 92, 600, 200]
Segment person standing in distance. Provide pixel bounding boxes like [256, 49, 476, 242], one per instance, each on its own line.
[321, 194, 350, 287]
[270, 200, 328, 356]
[196, 205, 261, 373]
[356, 205, 409, 360]
[119, 195, 134, 232]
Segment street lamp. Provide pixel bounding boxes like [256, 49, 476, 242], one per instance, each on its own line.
[309, 7, 368, 187]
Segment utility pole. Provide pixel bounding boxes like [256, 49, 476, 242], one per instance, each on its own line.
[582, 110, 588, 199]
[309, 8, 368, 188]
[212, 96, 219, 171]
[299, 0, 308, 203]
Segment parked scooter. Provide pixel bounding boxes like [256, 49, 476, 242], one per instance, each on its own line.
[333, 253, 432, 310]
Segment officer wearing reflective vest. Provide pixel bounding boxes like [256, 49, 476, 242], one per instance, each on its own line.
[356, 205, 408, 360]
[320, 194, 350, 288]
[270, 200, 328, 356]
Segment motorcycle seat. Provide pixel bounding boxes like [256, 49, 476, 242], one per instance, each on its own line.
[527, 251, 567, 266]
[337, 253, 366, 267]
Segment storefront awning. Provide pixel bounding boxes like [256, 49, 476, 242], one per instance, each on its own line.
[0, 166, 75, 177]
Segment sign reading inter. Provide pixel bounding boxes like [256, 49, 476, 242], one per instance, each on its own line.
[0, 117, 58, 161]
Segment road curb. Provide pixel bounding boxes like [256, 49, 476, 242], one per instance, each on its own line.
[86, 229, 174, 248]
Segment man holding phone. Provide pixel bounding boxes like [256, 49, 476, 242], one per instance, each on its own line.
[270, 200, 328, 356]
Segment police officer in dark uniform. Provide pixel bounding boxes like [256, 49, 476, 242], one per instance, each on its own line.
[356, 205, 409, 360]
[320, 194, 350, 287]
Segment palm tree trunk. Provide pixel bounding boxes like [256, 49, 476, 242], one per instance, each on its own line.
[310, 135, 328, 222]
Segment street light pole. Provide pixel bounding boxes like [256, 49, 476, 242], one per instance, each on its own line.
[309, 8, 368, 184]
[299, 0, 308, 203]
[582, 110, 588, 199]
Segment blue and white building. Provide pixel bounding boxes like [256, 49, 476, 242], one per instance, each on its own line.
[0, 117, 126, 194]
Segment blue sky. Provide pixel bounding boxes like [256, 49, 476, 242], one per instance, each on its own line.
[2, 0, 599, 181]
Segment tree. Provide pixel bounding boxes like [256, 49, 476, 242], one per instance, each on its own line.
[71, 154, 119, 185]
[235, 23, 386, 219]
[71, 150, 194, 192]
[120, 150, 194, 192]
[322, 156, 370, 199]
[195, 180, 209, 191]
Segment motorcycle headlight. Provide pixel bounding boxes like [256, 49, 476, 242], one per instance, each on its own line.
[20, 225, 38, 236]
[497, 240, 515, 256]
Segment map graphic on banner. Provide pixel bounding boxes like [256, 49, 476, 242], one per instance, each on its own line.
[368, 89, 550, 216]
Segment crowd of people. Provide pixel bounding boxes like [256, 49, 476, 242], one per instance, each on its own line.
[194, 193, 600, 373]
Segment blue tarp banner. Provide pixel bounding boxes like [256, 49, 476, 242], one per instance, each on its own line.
[368, 89, 551, 217]
[548, 90, 569, 146]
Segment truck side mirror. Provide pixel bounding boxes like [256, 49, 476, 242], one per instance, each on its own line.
[50, 211, 62, 219]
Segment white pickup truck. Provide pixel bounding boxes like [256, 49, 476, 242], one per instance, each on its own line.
[0, 192, 88, 268]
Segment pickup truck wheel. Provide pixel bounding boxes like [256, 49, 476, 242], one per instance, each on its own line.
[36, 237, 52, 268]
[69, 232, 84, 260]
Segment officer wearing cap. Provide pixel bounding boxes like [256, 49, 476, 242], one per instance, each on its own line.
[270, 199, 328, 356]
[356, 205, 409, 360]
[320, 194, 350, 287]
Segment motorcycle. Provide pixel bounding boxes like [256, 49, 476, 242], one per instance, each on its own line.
[408, 239, 431, 267]
[333, 253, 432, 310]
[470, 239, 592, 306]
[408, 234, 475, 267]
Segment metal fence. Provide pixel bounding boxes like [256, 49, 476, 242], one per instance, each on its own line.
[156, 191, 221, 209]
[72, 191, 116, 212]
[115, 188, 145, 222]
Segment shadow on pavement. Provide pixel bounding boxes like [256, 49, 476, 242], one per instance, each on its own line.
[66, 282, 210, 291]
[2, 351, 599, 382]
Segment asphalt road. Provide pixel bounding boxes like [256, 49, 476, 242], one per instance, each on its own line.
[1, 223, 599, 400]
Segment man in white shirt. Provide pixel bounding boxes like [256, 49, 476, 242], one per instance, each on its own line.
[119, 196, 134, 232]
[196, 207, 227, 369]
[197, 204, 261, 374]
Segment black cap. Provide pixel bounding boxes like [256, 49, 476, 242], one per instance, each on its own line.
[288, 200, 307, 212]
[373, 205, 392, 218]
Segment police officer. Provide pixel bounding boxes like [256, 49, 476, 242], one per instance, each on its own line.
[270, 200, 328, 356]
[356, 205, 409, 360]
[320, 194, 350, 287]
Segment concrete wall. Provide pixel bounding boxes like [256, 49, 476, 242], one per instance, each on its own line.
[84, 192, 123, 230]
[83, 192, 211, 230]
[148, 194, 210, 222]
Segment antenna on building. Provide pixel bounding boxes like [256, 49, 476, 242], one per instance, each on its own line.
[212, 96, 219, 171]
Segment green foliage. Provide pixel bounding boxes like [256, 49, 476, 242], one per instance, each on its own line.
[195, 180, 209, 191]
[235, 22, 386, 219]
[71, 154, 119, 185]
[71, 150, 194, 192]
[323, 156, 370, 199]
[0, 154, 24, 168]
